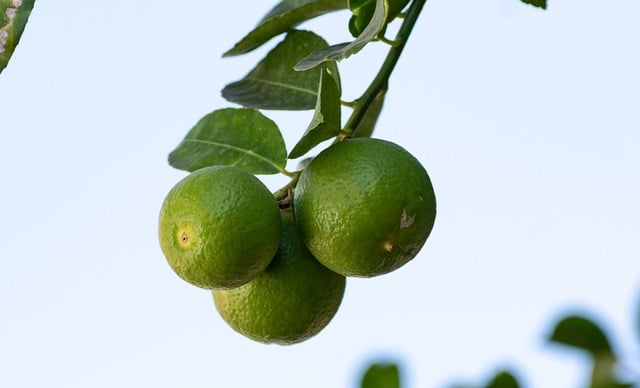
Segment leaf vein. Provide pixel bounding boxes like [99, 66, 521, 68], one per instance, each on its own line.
[183, 138, 283, 172]
[246, 77, 317, 96]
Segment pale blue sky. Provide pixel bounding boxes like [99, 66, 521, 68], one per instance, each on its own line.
[1, 1, 639, 387]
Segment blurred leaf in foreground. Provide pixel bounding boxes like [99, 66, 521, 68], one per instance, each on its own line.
[361, 362, 401, 388]
[485, 370, 521, 388]
[520, 0, 547, 9]
[549, 315, 613, 356]
[295, 0, 387, 71]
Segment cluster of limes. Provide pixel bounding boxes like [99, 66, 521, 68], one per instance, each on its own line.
[158, 137, 437, 345]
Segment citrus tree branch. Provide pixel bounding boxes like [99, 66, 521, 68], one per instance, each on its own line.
[342, 0, 428, 137]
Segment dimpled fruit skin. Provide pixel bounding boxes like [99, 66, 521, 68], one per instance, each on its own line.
[213, 211, 346, 345]
[294, 137, 436, 277]
[158, 165, 281, 290]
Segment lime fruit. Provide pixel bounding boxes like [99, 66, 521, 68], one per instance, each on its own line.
[158, 165, 281, 289]
[213, 210, 346, 345]
[293, 137, 436, 277]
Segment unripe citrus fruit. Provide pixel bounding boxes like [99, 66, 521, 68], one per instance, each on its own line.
[158, 165, 281, 289]
[293, 137, 436, 277]
[213, 210, 346, 345]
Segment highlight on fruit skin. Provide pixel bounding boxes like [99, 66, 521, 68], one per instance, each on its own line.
[293, 137, 436, 277]
[158, 165, 281, 290]
[213, 210, 346, 345]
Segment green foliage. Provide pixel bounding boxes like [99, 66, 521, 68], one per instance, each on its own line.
[171, 0, 433, 179]
[360, 363, 401, 388]
[549, 315, 613, 355]
[447, 292, 639, 388]
[348, 0, 410, 37]
[295, 0, 388, 71]
[223, 0, 348, 56]
[548, 314, 636, 388]
[168, 108, 287, 175]
[360, 293, 640, 388]
[222, 30, 339, 110]
[288, 66, 342, 158]
[0, 0, 36, 74]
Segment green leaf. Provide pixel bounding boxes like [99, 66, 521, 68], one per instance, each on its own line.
[222, 30, 340, 110]
[223, 0, 348, 57]
[548, 315, 614, 356]
[360, 363, 401, 388]
[0, 0, 36, 74]
[168, 108, 287, 175]
[288, 66, 341, 158]
[485, 371, 521, 388]
[294, 0, 387, 71]
[549, 315, 635, 388]
[352, 86, 386, 137]
[348, 0, 409, 37]
[519, 0, 547, 9]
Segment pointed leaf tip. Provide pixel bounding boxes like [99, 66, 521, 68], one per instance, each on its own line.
[294, 0, 388, 71]
[223, 0, 348, 56]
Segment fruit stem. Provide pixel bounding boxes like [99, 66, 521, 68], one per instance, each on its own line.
[340, 0, 427, 139]
[279, 167, 299, 178]
[273, 172, 300, 204]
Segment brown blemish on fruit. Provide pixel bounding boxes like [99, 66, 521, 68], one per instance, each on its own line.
[400, 209, 415, 229]
[180, 231, 189, 244]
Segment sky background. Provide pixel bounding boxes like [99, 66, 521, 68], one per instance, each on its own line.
[1, 1, 639, 387]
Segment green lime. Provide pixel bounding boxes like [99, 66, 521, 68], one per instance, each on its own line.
[158, 165, 281, 289]
[213, 210, 346, 345]
[293, 137, 436, 277]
